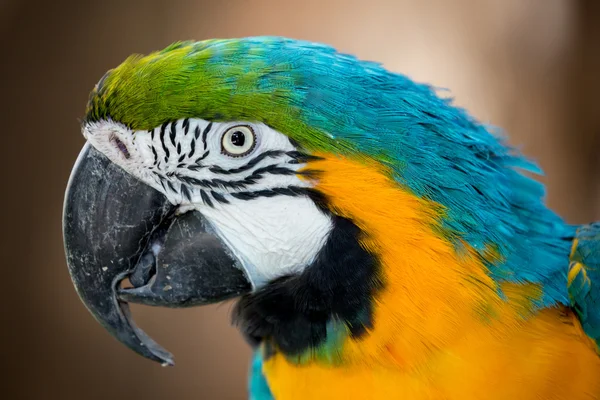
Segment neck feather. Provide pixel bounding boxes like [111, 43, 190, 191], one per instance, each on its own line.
[303, 154, 543, 367]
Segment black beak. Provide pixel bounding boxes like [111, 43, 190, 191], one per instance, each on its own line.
[63, 144, 252, 366]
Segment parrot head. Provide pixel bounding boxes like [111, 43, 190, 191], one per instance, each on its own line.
[64, 37, 570, 367]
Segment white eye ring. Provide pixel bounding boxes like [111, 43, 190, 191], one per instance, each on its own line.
[221, 125, 256, 157]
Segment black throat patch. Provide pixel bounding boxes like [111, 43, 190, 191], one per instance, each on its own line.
[232, 199, 382, 357]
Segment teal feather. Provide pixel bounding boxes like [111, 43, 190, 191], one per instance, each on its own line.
[249, 350, 274, 400]
[569, 223, 600, 347]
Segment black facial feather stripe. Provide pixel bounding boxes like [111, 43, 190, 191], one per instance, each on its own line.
[211, 190, 229, 204]
[174, 164, 297, 190]
[201, 122, 212, 149]
[230, 186, 312, 201]
[285, 151, 324, 164]
[199, 190, 213, 207]
[176, 174, 252, 190]
[194, 150, 210, 164]
[238, 164, 298, 182]
[181, 184, 192, 201]
[187, 164, 205, 172]
[159, 122, 170, 160]
[169, 122, 177, 147]
[209, 151, 321, 175]
[166, 179, 176, 193]
[159, 179, 167, 191]
[188, 139, 196, 158]
[253, 165, 297, 176]
[209, 150, 286, 175]
[175, 175, 221, 189]
[151, 146, 158, 166]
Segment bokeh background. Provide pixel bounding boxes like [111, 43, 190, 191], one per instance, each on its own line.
[2, 0, 599, 398]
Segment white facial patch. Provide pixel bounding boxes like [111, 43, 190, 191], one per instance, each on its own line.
[83, 118, 333, 288]
[200, 195, 332, 288]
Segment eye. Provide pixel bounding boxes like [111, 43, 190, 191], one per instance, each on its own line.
[221, 125, 256, 157]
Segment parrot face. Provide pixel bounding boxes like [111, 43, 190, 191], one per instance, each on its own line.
[83, 117, 332, 287]
[66, 113, 344, 365]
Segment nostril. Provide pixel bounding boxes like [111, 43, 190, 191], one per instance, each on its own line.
[110, 134, 131, 159]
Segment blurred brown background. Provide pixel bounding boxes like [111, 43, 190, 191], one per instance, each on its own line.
[1, 0, 599, 399]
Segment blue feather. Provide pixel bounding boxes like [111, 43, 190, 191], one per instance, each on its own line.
[569, 223, 600, 347]
[249, 350, 274, 400]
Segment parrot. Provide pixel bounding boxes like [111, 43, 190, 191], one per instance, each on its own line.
[63, 37, 600, 400]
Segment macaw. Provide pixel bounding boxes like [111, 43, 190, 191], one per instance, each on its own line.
[63, 37, 600, 399]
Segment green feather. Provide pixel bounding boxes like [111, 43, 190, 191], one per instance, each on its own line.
[86, 37, 354, 155]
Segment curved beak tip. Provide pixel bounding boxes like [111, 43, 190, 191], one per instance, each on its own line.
[63, 143, 251, 365]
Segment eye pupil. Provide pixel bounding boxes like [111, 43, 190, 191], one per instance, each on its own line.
[230, 131, 245, 147]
